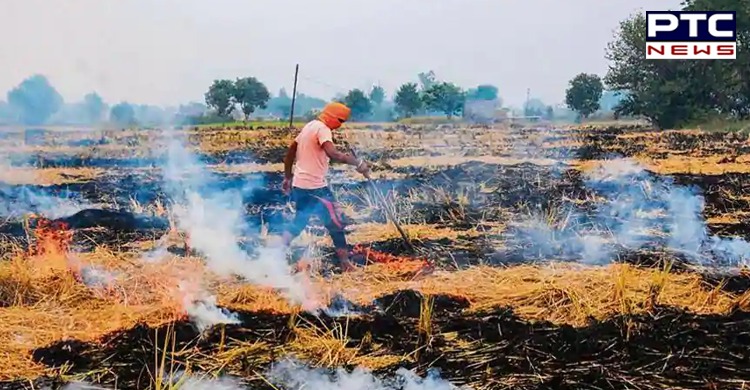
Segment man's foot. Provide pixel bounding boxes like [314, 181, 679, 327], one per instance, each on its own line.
[335, 248, 359, 273]
[280, 231, 294, 247]
[294, 259, 312, 273]
[338, 258, 358, 273]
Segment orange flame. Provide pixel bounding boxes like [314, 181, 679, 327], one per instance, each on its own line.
[28, 215, 73, 257]
[351, 244, 433, 277]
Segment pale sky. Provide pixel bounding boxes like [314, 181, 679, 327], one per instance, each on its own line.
[0, 0, 682, 108]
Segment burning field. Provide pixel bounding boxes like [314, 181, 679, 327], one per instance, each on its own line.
[1, 122, 750, 389]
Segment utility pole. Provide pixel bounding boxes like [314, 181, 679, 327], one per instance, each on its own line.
[526, 88, 530, 106]
[289, 64, 299, 128]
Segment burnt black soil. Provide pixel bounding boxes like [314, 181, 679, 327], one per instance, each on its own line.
[204, 146, 288, 165]
[573, 127, 750, 160]
[4, 159, 750, 269]
[14, 292, 750, 389]
[4, 147, 286, 169]
[670, 172, 750, 217]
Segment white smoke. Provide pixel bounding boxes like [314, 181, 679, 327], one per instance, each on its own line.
[0, 151, 91, 219]
[162, 370, 246, 390]
[159, 130, 317, 314]
[266, 359, 472, 390]
[52, 361, 471, 390]
[56, 382, 107, 390]
[519, 158, 750, 267]
[54, 374, 247, 390]
[180, 285, 241, 332]
[78, 265, 119, 290]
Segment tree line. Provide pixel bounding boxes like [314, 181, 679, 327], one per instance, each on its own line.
[0, 74, 211, 127]
[10, 0, 739, 132]
[202, 69, 629, 124]
[0, 69, 632, 128]
[202, 70, 534, 123]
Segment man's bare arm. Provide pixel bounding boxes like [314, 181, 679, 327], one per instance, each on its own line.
[284, 141, 298, 179]
[322, 141, 359, 166]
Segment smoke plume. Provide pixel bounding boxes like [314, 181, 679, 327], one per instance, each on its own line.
[158, 129, 317, 313]
[0, 152, 91, 219]
[267, 359, 472, 389]
[519, 158, 750, 267]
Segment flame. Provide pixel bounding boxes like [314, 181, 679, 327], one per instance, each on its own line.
[23, 213, 195, 320]
[351, 244, 433, 277]
[27, 214, 73, 258]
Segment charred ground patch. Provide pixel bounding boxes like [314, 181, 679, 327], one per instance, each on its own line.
[4, 124, 750, 389]
[669, 172, 750, 218]
[18, 299, 750, 390]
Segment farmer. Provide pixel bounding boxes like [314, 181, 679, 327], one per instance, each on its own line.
[280, 102, 371, 272]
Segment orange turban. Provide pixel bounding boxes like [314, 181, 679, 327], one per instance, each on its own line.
[318, 102, 351, 129]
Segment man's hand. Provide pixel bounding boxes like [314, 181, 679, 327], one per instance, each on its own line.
[321, 141, 371, 178]
[283, 141, 297, 189]
[356, 160, 371, 179]
[282, 177, 293, 195]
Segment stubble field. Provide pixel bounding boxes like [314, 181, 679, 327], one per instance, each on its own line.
[0, 121, 749, 389]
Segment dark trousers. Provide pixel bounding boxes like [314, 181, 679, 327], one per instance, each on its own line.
[284, 186, 347, 250]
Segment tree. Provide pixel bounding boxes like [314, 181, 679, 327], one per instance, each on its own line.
[134, 104, 167, 125]
[7, 74, 63, 125]
[110, 102, 136, 126]
[233, 77, 270, 119]
[83, 92, 106, 124]
[524, 98, 546, 117]
[682, 0, 750, 118]
[599, 90, 625, 112]
[174, 102, 208, 125]
[264, 89, 327, 120]
[393, 83, 422, 118]
[342, 89, 372, 121]
[418, 71, 437, 91]
[565, 73, 604, 118]
[0, 101, 14, 123]
[604, 11, 733, 128]
[204, 79, 236, 118]
[422, 82, 466, 118]
[369, 85, 385, 106]
[467, 85, 499, 101]
[269, 88, 293, 119]
[544, 106, 555, 120]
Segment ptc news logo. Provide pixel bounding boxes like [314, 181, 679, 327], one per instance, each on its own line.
[646, 11, 736, 59]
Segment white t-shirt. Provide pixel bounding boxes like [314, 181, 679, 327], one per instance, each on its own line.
[292, 120, 334, 189]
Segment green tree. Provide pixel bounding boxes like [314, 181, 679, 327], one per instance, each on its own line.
[83, 92, 106, 124]
[599, 90, 625, 112]
[7, 74, 63, 125]
[467, 85, 499, 101]
[683, 0, 750, 117]
[233, 77, 270, 119]
[544, 106, 555, 120]
[604, 12, 733, 128]
[342, 89, 372, 121]
[271, 88, 293, 118]
[565, 73, 604, 118]
[134, 104, 167, 125]
[524, 98, 546, 117]
[422, 82, 466, 118]
[204, 79, 236, 118]
[0, 101, 13, 123]
[393, 83, 422, 118]
[369, 85, 385, 106]
[110, 102, 136, 126]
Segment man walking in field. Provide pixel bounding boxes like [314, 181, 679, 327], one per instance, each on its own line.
[280, 102, 371, 272]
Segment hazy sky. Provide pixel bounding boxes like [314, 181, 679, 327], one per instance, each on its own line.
[1, 0, 682, 108]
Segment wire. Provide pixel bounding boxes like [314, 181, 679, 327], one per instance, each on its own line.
[298, 74, 372, 97]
